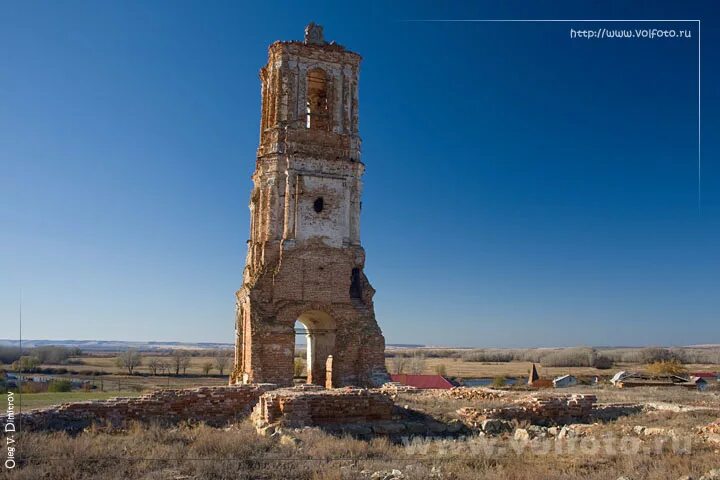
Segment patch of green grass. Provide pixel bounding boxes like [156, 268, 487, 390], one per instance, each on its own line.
[15, 391, 141, 410]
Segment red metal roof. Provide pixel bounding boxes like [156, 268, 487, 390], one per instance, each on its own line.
[389, 374, 455, 389]
[690, 372, 718, 378]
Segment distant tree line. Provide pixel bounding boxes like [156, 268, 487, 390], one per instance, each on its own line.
[383, 346, 720, 368]
[0, 345, 233, 376]
[0, 346, 81, 372]
[115, 349, 231, 376]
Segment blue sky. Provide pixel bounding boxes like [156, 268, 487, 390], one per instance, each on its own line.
[1, 1, 718, 347]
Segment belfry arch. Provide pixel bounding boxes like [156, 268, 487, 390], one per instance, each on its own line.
[306, 67, 330, 130]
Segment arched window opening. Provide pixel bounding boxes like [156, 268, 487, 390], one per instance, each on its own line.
[313, 197, 324, 213]
[306, 68, 330, 130]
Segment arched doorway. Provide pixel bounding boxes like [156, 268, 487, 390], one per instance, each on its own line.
[295, 310, 336, 385]
[293, 320, 308, 382]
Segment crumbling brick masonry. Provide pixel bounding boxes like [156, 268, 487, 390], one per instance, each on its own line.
[252, 385, 393, 428]
[458, 394, 597, 427]
[4, 384, 274, 433]
[230, 23, 387, 388]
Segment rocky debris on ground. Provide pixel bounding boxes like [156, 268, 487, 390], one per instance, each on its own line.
[631, 426, 682, 438]
[457, 393, 596, 427]
[590, 403, 644, 421]
[377, 382, 418, 397]
[480, 418, 513, 435]
[620, 475, 720, 480]
[256, 414, 467, 440]
[696, 419, 720, 447]
[511, 423, 596, 440]
[699, 419, 720, 435]
[645, 402, 717, 413]
[442, 387, 504, 401]
[360, 469, 405, 480]
[706, 434, 720, 447]
[700, 469, 720, 480]
[513, 428, 531, 441]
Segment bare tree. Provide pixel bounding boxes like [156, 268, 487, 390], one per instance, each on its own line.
[157, 359, 170, 375]
[214, 350, 230, 376]
[390, 356, 407, 375]
[147, 357, 163, 376]
[171, 350, 191, 376]
[408, 353, 425, 375]
[116, 348, 142, 375]
[201, 362, 213, 375]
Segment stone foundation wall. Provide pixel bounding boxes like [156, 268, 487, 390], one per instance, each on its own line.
[458, 394, 597, 426]
[5, 384, 275, 433]
[252, 385, 393, 427]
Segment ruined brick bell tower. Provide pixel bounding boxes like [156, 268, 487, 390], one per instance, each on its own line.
[230, 23, 388, 387]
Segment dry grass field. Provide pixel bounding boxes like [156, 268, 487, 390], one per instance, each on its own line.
[14, 391, 141, 410]
[415, 358, 719, 380]
[4, 345, 720, 479]
[391, 357, 613, 379]
[8, 385, 720, 480]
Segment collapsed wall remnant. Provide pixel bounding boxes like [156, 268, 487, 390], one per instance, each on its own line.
[252, 385, 393, 428]
[457, 394, 597, 427]
[442, 387, 505, 401]
[251, 385, 468, 439]
[4, 384, 274, 433]
[230, 23, 387, 388]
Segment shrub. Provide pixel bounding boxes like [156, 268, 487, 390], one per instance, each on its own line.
[592, 355, 614, 369]
[20, 382, 47, 393]
[646, 359, 687, 376]
[293, 358, 306, 377]
[492, 376, 506, 388]
[434, 364, 447, 376]
[47, 379, 73, 392]
[12, 355, 40, 372]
